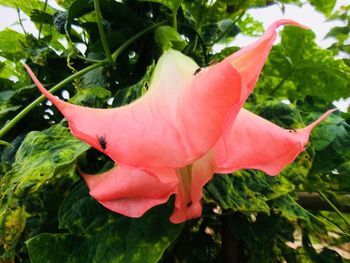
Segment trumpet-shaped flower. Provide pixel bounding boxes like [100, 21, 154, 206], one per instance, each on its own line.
[25, 19, 334, 223]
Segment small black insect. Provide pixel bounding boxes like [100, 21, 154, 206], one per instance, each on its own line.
[97, 135, 107, 150]
[194, 68, 201, 75]
[145, 82, 149, 89]
[288, 129, 297, 133]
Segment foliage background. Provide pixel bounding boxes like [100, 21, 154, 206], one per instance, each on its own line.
[0, 0, 349, 262]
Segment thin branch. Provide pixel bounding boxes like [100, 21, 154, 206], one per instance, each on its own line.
[178, 23, 208, 65]
[76, 55, 104, 63]
[291, 195, 350, 237]
[16, 8, 27, 35]
[317, 191, 350, 227]
[94, 0, 113, 64]
[173, 11, 177, 31]
[38, 0, 48, 39]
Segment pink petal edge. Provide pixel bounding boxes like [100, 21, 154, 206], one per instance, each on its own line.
[81, 165, 178, 217]
[215, 109, 336, 176]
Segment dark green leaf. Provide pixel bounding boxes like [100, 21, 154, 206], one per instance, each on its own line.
[58, 182, 115, 235]
[0, 125, 89, 261]
[30, 9, 54, 25]
[311, 113, 350, 174]
[26, 234, 85, 262]
[28, 197, 183, 263]
[79, 67, 108, 89]
[0, 90, 15, 102]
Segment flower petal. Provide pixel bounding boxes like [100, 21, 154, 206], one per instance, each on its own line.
[169, 151, 216, 224]
[23, 50, 241, 169]
[215, 109, 335, 176]
[227, 19, 309, 95]
[81, 165, 178, 217]
[24, 20, 305, 170]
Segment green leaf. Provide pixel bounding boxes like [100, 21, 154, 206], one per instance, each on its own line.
[79, 67, 108, 89]
[69, 87, 111, 107]
[0, 0, 51, 16]
[30, 9, 54, 25]
[204, 173, 269, 213]
[269, 195, 310, 221]
[0, 140, 12, 147]
[309, 0, 336, 16]
[237, 14, 264, 37]
[139, 0, 182, 12]
[0, 105, 21, 118]
[28, 187, 183, 263]
[228, 213, 296, 262]
[26, 234, 85, 262]
[325, 26, 350, 43]
[261, 26, 350, 102]
[0, 90, 15, 102]
[0, 28, 26, 60]
[0, 124, 89, 261]
[311, 113, 350, 174]
[204, 170, 294, 214]
[58, 182, 114, 235]
[155, 26, 187, 51]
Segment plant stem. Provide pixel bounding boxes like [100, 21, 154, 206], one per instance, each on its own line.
[178, 23, 208, 65]
[76, 55, 104, 63]
[317, 191, 350, 228]
[16, 8, 27, 35]
[0, 61, 106, 140]
[38, 0, 48, 39]
[94, 0, 113, 64]
[289, 195, 350, 237]
[173, 11, 177, 31]
[111, 21, 167, 61]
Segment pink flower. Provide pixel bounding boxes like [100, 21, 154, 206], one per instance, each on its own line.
[24, 19, 334, 224]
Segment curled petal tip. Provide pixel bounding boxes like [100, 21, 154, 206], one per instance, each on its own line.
[270, 19, 310, 30]
[303, 108, 337, 132]
[23, 63, 62, 106]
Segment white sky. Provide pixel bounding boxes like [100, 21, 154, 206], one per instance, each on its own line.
[0, 0, 349, 111]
